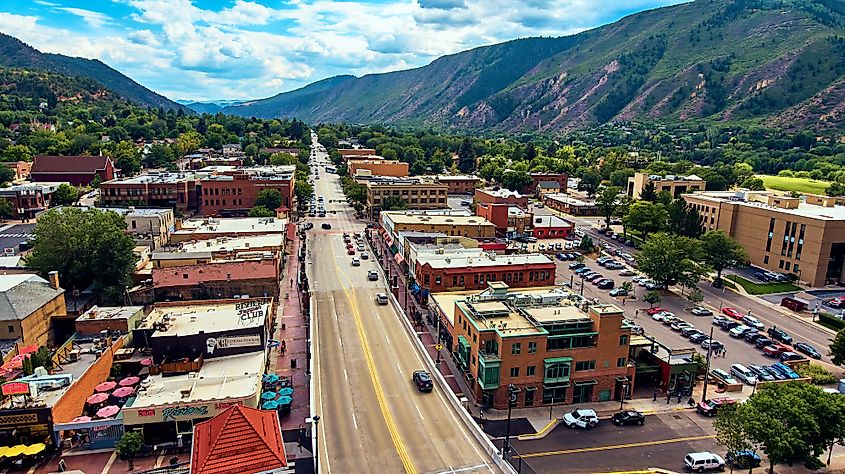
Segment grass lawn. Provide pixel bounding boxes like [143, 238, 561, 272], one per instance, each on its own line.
[758, 175, 830, 195]
[725, 274, 801, 295]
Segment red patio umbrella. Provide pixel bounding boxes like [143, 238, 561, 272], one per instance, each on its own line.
[86, 393, 108, 405]
[95, 381, 117, 392]
[71, 416, 92, 423]
[119, 377, 140, 387]
[96, 405, 120, 419]
[112, 387, 135, 398]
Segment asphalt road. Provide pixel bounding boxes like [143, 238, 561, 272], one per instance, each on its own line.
[307, 140, 502, 474]
[0, 223, 35, 254]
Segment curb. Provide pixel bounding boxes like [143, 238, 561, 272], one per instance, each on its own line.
[516, 419, 559, 441]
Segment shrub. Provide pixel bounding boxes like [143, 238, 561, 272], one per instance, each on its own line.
[794, 363, 836, 385]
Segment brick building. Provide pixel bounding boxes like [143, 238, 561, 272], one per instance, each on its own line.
[170, 217, 287, 243]
[0, 183, 51, 219]
[100, 172, 203, 212]
[628, 173, 706, 199]
[381, 211, 496, 242]
[521, 173, 568, 195]
[414, 251, 555, 297]
[475, 203, 533, 238]
[348, 159, 408, 177]
[365, 178, 449, 218]
[74, 306, 145, 336]
[152, 255, 280, 301]
[474, 188, 528, 208]
[4, 161, 31, 182]
[542, 193, 599, 216]
[531, 215, 574, 239]
[199, 166, 295, 216]
[431, 283, 634, 409]
[338, 148, 377, 158]
[434, 175, 481, 194]
[30, 155, 115, 186]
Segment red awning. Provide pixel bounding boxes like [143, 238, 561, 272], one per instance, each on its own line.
[286, 223, 295, 241]
[394, 253, 404, 265]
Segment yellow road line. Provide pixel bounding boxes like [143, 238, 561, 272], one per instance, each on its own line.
[331, 243, 416, 473]
[516, 434, 716, 459]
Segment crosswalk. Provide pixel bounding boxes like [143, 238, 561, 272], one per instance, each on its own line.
[0, 233, 30, 238]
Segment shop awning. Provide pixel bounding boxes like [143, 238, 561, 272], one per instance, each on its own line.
[573, 379, 598, 386]
[525, 386, 538, 391]
[543, 356, 573, 366]
[394, 253, 404, 265]
[543, 382, 570, 389]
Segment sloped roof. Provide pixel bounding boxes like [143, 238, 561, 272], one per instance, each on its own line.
[191, 404, 286, 474]
[31, 155, 111, 174]
[0, 274, 64, 321]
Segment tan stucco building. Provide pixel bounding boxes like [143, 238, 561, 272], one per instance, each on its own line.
[365, 178, 449, 218]
[683, 191, 845, 287]
[628, 173, 706, 199]
[381, 211, 496, 241]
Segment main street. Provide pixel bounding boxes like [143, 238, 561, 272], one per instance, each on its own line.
[306, 140, 502, 474]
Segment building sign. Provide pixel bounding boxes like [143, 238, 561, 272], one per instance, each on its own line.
[2, 381, 31, 396]
[216, 335, 261, 349]
[162, 405, 208, 421]
[236, 301, 265, 324]
[124, 400, 245, 424]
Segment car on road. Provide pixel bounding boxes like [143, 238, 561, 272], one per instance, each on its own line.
[347, 248, 355, 255]
[351, 258, 360, 266]
[726, 450, 761, 469]
[767, 326, 793, 344]
[321, 223, 332, 229]
[722, 307, 743, 319]
[356, 243, 365, 251]
[728, 325, 753, 338]
[684, 452, 726, 472]
[563, 408, 599, 429]
[779, 351, 804, 362]
[691, 306, 713, 316]
[367, 270, 379, 281]
[609, 288, 629, 297]
[611, 410, 645, 426]
[794, 342, 821, 359]
[701, 339, 724, 351]
[747, 364, 775, 382]
[303, 222, 314, 230]
[741, 315, 765, 330]
[361, 252, 369, 260]
[412, 370, 433, 392]
[696, 397, 736, 417]
[375, 293, 389, 305]
[689, 333, 709, 344]
[646, 307, 667, 316]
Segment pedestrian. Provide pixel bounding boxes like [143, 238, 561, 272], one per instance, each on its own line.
[290, 278, 293, 287]
[722, 347, 727, 358]
[677, 391, 682, 403]
[653, 387, 658, 402]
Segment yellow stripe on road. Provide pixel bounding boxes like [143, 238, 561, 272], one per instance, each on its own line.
[331, 244, 416, 474]
[516, 434, 716, 459]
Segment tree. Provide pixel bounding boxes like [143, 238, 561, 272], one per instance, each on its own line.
[248, 205, 275, 217]
[827, 182, 845, 197]
[25, 208, 135, 303]
[254, 189, 283, 211]
[51, 183, 80, 206]
[596, 186, 622, 229]
[666, 199, 703, 237]
[643, 290, 661, 307]
[609, 168, 635, 188]
[382, 195, 408, 211]
[740, 176, 765, 191]
[295, 180, 314, 207]
[270, 152, 296, 166]
[143, 143, 175, 168]
[176, 130, 203, 155]
[115, 431, 144, 470]
[578, 234, 594, 252]
[700, 230, 749, 281]
[624, 201, 668, 240]
[577, 170, 602, 197]
[499, 170, 532, 192]
[614, 194, 633, 239]
[112, 141, 141, 176]
[830, 329, 845, 366]
[457, 137, 476, 173]
[2, 144, 33, 162]
[639, 181, 657, 202]
[244, 143, 259, 160]
[0, 199, 13, 219]
[636, 233, 707, 289]
[687, 288, 704, 306]
[0, 166, 15, 185]
[713, 404, 751, 474]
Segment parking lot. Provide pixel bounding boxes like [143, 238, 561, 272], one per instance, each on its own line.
[0, 223, 35, 255]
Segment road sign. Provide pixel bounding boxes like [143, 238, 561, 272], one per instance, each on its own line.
[435, 344, 443, 351]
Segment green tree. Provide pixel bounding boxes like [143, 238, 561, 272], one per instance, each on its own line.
[143, 143, 175, 168]
[382, 195, 408, 211]
[248, 205, 275, 217]
[244, 143, 259, 160]
[51, 183, 80, 206]
[0, 199, 13, 219]
[700, 230, 749, 281]
[688, 288, 704, 306]
[112, 141, 141, 176]
[609, 168, 635, 188]
[577, 169, 602, 197]
[596, 186, 621, 229]
[2, 144, 34, 162]
[713, 404, 751, 474]
[270, 152, 296, 166]
[254, 189, 283, 211]
[643, 290, 661, 307]
[831, 329, 845, 366]
[740, 176, 765, 191]
[639, 181, 658, 202]
[636, 233, 706, 289]
[666, 199, 703, 237]
[0, 166, 15, 185]
[578, 234, 594, 252]
[25, 208, 135, 303]
[176, 130, 203, 155]
[295, 180, 314, 207]
[457, 137, 476, 173]
[499, 170, 532, 192]
[614, 194, 633, 239]
[827, 182, 845, 197]
[624, 201, 668, 240]
[115, 431, 144, 470]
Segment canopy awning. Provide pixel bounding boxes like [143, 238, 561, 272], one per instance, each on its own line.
[394, 253, 404, 265]
[573, 379, 598, 386]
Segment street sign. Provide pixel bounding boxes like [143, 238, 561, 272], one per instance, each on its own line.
[435, 344, 443, 351]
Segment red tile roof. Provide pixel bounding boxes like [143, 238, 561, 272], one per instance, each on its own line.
[31, 155, 112, 174]
[191, 404, 287, 474]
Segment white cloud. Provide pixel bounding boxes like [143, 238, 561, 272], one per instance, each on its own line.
[56, 7, 111, 28]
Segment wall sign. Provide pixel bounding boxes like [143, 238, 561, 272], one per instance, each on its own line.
[2, 381, 31, 396]
[216, 335, 261, 349]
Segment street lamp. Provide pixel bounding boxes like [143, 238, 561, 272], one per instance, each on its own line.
[619, 379, 628, 410]
[700, 324, 715, 403]
[307, 415, 321, 473]
[503, 384, 518, 458]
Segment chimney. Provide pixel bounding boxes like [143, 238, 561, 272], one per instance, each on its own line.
[48, 271, 60, 290]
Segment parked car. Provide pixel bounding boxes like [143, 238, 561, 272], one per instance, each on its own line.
[767, 326, 793, 344]
[556, 253, 567, 261]
[597, 279, 615, 289]
[303, 222, 314, 230]
[721, 321, 740, 331]
[412, 370, 433, 392]
[321, 223, 332, 229]
[375, 293, 389, 305]
[779, 351, 804, 362]
[689, 333, 709, 344]
[711, 315, 730, 327]
[569, 262, 586, 270]
[671, 321, 693, 332]
[619, 269, 636, 276]
[662, 315, 679, 326]
[611, 410, 645, 426]
[744, 331, 764, 343]
[563, 409, 599, 429]
[762, 345, 786, 357]
[828, 297, 845, 309]
[765, 365, 787, 380]
[367, 270, 379, 281]
[681, 327, 702, 337]
[741, 315, 765, 330]
[747, 364, 775, 382]
[609, 288, 629, 297]
[701, 339, 724, 351]
[691, 306, 713, 316]
[794, 342, 822, 359]
[684, 452, 726, 472]
[726, 451, 761, 469]
[722, 307, 743, 319]
[772, 363, 800, 379]
[575, 267, 591, 275]
[646, 307, 667, 316]
[697, 397, 736, 417]
[728, 325, 753, 338]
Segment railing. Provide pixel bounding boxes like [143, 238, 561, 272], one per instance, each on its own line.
[136, 462, 190, 474]
[505, 446, 538, 474]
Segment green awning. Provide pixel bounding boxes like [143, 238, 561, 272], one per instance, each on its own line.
[544, 356, 573, 366]
[574, 379, 598, 386]
[458, 336, 470, 350]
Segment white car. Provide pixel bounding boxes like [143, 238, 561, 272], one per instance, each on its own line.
[563, 408, 599, 429]
[741, 315, 765, 330]
[729, 325, 752, 338]
[684, 452, 725, 472]
[691, 306, 713, 316]
[351, 258, 360, 266]
[619, 269, 636, 276]
[375, 293, 389, 305]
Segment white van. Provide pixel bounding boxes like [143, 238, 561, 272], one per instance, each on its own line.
[730, 364, 758, 385]
[684, 452, 725, 472]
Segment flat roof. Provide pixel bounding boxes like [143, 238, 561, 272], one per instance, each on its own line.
[166, 235, 284, 254]
[128, 351, 265, 409]
[686, 191, 845, 221]
[383, 212, 494, 227]
[146, 301, 269, 338]
[103, 172, 207, 184]
[523, 305, 591, 324]
[96, 206, 173, 217]
[9, 343, 100, 408]
[0, 256, 22, 267]
[418, 252, 552, 270]
[532, 215, 573, 228]
[77, 305, 144, 322]
[431, 285, 570, 331]
[480, 188, 524, 198]
[544, 193, 595, 206]
[174, 217, 287, 236]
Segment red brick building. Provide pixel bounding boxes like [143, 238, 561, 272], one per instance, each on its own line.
[200, 167, 295, 217]
[30, 155, 115, 186]
[4, 161, 31, 182]
[521, 173, 568, 195]
[152, 256, 280, 301]
[435, 175, 481, 194]
[531, 215, 574, 239]
[339, 148, 377, 158]
[0, 184, 49, 219]
[414, 252, 555, 297]
[475, 203, 533, 238]
[100, 173, 202, 212]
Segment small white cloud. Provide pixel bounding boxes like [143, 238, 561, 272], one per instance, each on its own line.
[56, 7, 111, 28]
[127, 29, 160, 47]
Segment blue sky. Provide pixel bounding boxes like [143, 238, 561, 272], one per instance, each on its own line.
[0, 0, 688, 101]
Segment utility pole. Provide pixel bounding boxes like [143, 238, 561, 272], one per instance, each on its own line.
[701, 324, 715, 402]
[503, 384, 518, 457]
[435, 316, 442, 365]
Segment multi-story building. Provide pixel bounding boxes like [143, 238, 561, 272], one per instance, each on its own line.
[199, 166, 295, 217]
[475, 203, 533, 238]
[543, 193, 599, 216]
[30, 155, 115, 186]
[434, 175, 481, 195]
[170, 217, 287, 243]
[100, 172, 204, 212]
[0, 183, 61, 219]
[522, 173, 569, 195]
[0, 272, 66, 347]
[4, 161, 31, 182]
[683, 190, 845, 287]
[92, 207, 175, 249]
[347, 158, 408, 177]
[381, 211, 496, 243]
[431, 283, 633, 409]
[151, 254, 280, 302]
[628, 173, 706, 199]
[365, 178, 449, 218]
[338, 148, 377, 159]
[531, 215, 574, 239]
[474, 188, 529, 208]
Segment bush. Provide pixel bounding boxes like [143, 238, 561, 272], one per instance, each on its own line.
[819, 312, 845, 331]
[794, 363, 836, 385]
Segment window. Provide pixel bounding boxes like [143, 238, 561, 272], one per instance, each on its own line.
[183, 273, 188, 279]
[511, 343, 521, 355]
[424, 275, 430, 285]
[796, 223, 806, 260]
[528, 342, 537, 353]
[510, 367, 520, 378]
[793, 263, 800, 273]
[785, 262, 791, 271]
[452, 276, 457, 286]
[764, 255, 769, 264]
[7, 325, 14, 334]
[779, 259, 785, 269]
[603, 360, 610, 368]
[471, 355, 475, 366]
[459, 276, 464, 286]
[617, 357, 627, 368]
[435, 275, 441, 285]
[575, 360, 595, 371]
[545, 363, 570, 379]
[619, 335, 629, 346]
[131, 221, 137, 229]
[527, 365, 536, 376]
[472, 333, 477, 343]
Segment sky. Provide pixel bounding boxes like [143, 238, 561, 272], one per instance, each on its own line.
[0, 0, 689, 102]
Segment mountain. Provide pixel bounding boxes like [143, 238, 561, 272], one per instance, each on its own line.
[226, 0, 845, 132]
[0, 33, 185, 111]
[178, 99, 247, 114]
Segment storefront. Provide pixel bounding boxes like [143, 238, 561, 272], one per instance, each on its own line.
[0, 407, 52, 448]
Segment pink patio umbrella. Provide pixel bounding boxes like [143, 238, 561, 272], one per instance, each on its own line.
[119, 377, 140, 387]
[86, 393, 108, 405]
[71, 416, 92, 423]
[140, 358, 153, 367]
[95, 381, 117, 393]
[96, 405, 120, 419]
[112, 387, 135, 398]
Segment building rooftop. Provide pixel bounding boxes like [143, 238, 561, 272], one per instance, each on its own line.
[153, 256, 277, 288]
[382, 212, 494, 227]
[145, 300, 269, 337]
[0, 256, 23, 268]
[0, 274, 64, 321]
[543, 193, 595, 206]
[128, 351, 265, 410]
[174, 217, 287, 237]
[532, 215, 574, 228]
[103, 171, 207, 185]
[7, 342, 102, 408]
[418, 251, 552, 270]
[642, 173, 704, 182]
[687, 190, 845, 221]
[435, 175, 479, 181]
[165, 235, 284, 254]
[77, 306, 144, 323]
[537, 181, 561, 189]
[480, 188, 524, 199]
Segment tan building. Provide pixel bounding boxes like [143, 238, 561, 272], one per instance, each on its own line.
[683, 190, 845, 287]
[381, 211, 496, 247]
[628, 173, 706, 199]
[348, 158, 409, 177]
[365, 178, 449, 218]
[0, 272, 66, 346]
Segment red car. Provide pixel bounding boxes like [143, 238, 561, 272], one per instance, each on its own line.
[697, 397, 737, 417]
[722, 307, 743, 319]
[347, 248, 355, 255]
[762, 344, 789, 357]
[646, 307, 666, 316]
